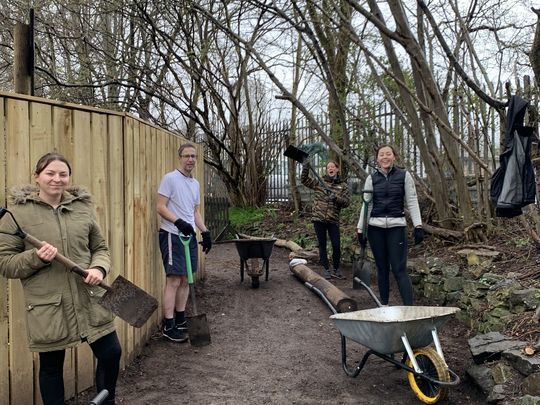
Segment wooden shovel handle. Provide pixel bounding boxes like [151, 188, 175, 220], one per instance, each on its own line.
[23, 233, 111, 291]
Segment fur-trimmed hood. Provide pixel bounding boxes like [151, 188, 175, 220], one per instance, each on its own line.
[8, 185, 92, 205]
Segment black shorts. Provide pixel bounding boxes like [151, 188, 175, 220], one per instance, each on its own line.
[158, 229, 198, 276]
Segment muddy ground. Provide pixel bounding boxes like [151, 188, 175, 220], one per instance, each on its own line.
[69, 241, 486, 405]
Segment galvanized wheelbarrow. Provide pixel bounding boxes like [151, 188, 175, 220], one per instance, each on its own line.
[330, 278, 461, 404]
[233, 238, 276, 288]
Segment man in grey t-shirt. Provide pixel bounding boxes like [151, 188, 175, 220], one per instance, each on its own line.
[156, 143, 212, 342]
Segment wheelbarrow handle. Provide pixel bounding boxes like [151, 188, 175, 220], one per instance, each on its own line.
[23, 233, 112, 291]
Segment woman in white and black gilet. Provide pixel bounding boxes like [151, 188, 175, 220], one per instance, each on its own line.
[356, 144, 424, 305]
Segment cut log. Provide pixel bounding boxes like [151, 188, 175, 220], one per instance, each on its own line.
[289, 263, 357, 313]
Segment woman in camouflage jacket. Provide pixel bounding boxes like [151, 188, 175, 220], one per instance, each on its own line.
[301, 160, 351, 279]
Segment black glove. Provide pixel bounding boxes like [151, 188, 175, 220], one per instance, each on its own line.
[200, 230, 212, 254]
[302, 160, 310, 170]
[357, 233, 367, 248]
[174, 218, 195, 236]
[414, 227, 424, 245]
[327, 191, 337, 202]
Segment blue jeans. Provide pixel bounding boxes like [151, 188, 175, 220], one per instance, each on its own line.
[313, 221, 341, 270]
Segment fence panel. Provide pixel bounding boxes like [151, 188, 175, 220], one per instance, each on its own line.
[0, 95, 7, 405]
[0, 91, 204, 404]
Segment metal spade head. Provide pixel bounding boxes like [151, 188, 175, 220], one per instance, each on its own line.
[99, 275, 158, 328]
[284, 145, 309, 163]
[187, 314, 211, 347]
[352, 255, 372, 290]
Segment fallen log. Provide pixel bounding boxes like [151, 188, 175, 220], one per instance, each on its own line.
[289, 263, 357, 313]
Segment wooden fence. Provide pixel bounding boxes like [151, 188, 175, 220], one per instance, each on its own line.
[0, 91, 205, 405]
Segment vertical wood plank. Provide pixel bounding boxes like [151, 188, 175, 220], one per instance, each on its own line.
[0, 96, 9, 405]
[108, 115, 126, 368]
[29, 102, 53, 165]
[90, 113, 109, 236]
[123, 117, 135, 363]
[29, 107, 53, 405]
[132, 121, 143, 353]
[50, 105, 77, 400]
[141, 126, 152, 342]
[6, 98, 34, 405]
[52, 106, 74, 161]
[71, 110, 94, 392]
[150, 128, 160, 325]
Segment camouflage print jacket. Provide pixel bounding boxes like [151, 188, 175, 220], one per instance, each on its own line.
[301, 164, 351, 224]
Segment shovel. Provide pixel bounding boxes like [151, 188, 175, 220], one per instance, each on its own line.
[0, 208, 158, 328]
[353, 190, 374, 290]
[179, 234, 211, 347]
[284, 144, 335, 196]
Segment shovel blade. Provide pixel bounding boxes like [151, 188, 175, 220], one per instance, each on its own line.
[99, 276, 158, 328]
[284, 145, 309, 163]
[187, 314, 211, 347]
[353, 258, 371, 289]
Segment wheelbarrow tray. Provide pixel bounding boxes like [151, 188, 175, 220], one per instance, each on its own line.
[233, 238, 276, 260]
[330, 306, 460, 354]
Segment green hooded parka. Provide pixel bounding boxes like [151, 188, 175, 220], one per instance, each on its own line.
[0, 185, 115, 352]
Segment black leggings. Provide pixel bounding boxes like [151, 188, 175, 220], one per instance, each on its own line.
[367, 225, 413, 305]
[313, 221, 341, 270]
[39, 331, 122, 405]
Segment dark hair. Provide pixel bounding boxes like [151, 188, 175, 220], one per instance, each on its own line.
[178, 143, 196, 157]
[375, 144, 398, 158]
[35, 152, 72, 175]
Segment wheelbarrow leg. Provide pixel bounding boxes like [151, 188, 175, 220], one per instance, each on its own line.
[264, 258, 269, 281]
[240, 260, 243, 282]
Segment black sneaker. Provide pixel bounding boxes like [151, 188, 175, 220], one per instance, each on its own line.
[323, 268, 332, 279]
[332, 268, 345, 279]
[163, 325, 188, 343]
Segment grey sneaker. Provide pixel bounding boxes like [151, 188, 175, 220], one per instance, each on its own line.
[323, 268, 332, 279]
[163, 324, 188, 343]
[332, 268, 345, 279]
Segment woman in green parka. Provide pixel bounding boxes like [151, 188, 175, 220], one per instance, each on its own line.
[0, 152, 121, 405]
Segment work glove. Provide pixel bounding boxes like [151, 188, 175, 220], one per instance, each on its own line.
[200, 230, 212, 254]
[357, 233, 367, 249]
[414, 227, 424, 245]
[174, 218, 195, 236]
[327, 191, 337, 202]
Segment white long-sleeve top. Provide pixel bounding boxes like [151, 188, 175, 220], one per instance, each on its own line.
[357, 169, 422, 232]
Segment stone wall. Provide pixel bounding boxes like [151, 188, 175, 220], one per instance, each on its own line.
[408, 249, 539, 334]
[408, 250, 540, 404]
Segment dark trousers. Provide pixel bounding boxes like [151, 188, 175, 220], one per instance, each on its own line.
[367, 225, 413, 305]
[313, 221, 341, 270]
[39, 331, 122, 405]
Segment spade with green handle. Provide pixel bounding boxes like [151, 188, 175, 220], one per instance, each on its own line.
[179, 233, 211, 347]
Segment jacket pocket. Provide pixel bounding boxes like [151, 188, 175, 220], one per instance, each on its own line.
[25, 293, 68, 344]
[85, 285, 115, 327]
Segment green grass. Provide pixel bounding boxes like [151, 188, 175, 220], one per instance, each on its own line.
[229, 207, 268, 227]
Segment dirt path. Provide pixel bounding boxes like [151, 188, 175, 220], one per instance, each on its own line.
[70, 243, 485, 404]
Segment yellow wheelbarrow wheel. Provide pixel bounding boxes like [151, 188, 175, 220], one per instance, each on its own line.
[406, 347, 450, 404]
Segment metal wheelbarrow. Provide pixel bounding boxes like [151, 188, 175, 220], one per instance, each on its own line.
[233, 238, 276, 288]
[330, 278, 461, 404]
